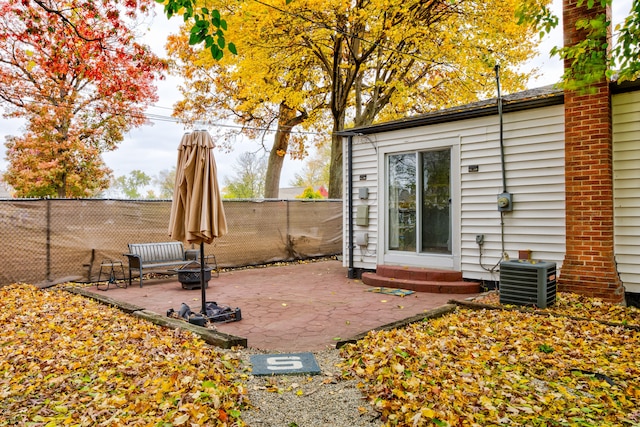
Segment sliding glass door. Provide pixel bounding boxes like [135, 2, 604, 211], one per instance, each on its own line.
[388, 149, 451, 254]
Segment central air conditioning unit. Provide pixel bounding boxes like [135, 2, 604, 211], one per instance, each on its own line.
[499, 260, 557, 308]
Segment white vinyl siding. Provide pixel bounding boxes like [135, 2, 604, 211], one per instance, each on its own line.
[343, 136, 379, 269]
[613, 91, 640, 293]
[344, 103, 566, 282]
[345, 89, 640, 296]
[460, 105, 566, 281]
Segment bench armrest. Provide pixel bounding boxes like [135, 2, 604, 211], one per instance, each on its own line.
[123, 253, 142, 268]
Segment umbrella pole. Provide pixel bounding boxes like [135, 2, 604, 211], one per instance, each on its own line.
[200, 241, 207, 315]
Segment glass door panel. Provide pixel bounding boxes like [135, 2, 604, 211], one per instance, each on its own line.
[421, 149, 451, 254]
[388, 153, 416, 252]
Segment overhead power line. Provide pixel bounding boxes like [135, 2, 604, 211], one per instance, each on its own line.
[1, 93, 325, 136]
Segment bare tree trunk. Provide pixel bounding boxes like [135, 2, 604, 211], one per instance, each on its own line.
[328, 129, 343, 199]
[327, 27, 358, 199]
[57, 169, 66, 198]
[264, 128, 288, 199]
[327, 80, 344, 198]
[263, 103, 308, 199]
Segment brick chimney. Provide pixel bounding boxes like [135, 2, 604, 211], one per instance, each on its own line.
[560, 0, 625, 303]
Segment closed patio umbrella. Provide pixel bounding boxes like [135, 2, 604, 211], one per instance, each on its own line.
[168, 130, 227, 315]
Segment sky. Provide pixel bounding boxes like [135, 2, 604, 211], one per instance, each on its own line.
[0, 0, 633, 195]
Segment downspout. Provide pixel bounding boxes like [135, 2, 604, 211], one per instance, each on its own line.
[347, 134, 356, 279]
[495, 64, 511, 258]
[495, 64, 507, 194]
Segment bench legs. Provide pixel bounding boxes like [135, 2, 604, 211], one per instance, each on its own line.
[127, 257, 217, 288]
[128, 265, 144, 287]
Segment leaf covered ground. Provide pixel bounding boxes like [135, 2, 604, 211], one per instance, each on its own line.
[474, 291, 640, 327]
[3, 284, 640, 427]
[0, 284, 249, 426]
[340, 292, 640, 427]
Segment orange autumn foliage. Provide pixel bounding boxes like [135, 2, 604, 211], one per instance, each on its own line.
[0, 0, 166, 197]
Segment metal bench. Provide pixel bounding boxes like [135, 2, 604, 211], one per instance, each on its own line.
[124, 242, 191, 287]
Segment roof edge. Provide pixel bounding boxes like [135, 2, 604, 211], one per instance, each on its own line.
[338, 86, 564, 136]
[611, 78, 640, 94]
[339, 78, 640, 136]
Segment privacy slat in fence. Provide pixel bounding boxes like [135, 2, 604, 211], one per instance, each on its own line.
[0, 199, 342, 286]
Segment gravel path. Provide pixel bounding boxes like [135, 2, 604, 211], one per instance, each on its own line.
[231, 348, 381, 427]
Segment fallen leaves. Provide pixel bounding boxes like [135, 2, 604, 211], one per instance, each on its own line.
[340, 292, 640, 427]
[0, 284, 248, 426]
[475, 291, 640, 327]
[5, 282, 640, 427]
[252, 375, 327, 397]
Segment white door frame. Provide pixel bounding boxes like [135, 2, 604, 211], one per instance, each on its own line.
[378, 137, 461, 270]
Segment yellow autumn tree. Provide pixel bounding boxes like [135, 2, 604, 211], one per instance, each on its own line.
[167, 0, 547, 198]
[167, 0, 329, 198]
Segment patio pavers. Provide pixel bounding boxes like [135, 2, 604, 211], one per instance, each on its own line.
[84, 259, 478, 352]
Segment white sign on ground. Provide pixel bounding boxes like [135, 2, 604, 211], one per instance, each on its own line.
[250, 352, 321, 376]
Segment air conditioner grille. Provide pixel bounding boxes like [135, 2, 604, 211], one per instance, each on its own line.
[499, 260, 556, 308]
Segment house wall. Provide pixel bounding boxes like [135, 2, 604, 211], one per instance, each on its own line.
[344, 103, 567, 282]
[460, 105, 566, 281]
[344, 134, 381, 269]
[613, 90, 640, 294]
[344, 88, 640, 296]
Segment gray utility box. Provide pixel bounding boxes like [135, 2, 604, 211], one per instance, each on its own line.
[499, 260, 557, 308]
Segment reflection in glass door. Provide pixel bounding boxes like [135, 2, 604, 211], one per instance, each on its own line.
[421, 149, 451, 253]
[388, 153, 416, 251]
[387, 149, 450, 254]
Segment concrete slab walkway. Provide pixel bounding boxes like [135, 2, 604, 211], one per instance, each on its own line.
[84, 259, 478, 352]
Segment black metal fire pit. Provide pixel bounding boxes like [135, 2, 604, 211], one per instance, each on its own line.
[175, 262, 212, 290]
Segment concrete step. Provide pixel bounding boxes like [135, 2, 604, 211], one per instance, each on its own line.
[375, 265, 463, 281]
[362, 265, 480, 294]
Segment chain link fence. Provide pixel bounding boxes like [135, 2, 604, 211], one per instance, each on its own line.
[0, 199, 343, 286]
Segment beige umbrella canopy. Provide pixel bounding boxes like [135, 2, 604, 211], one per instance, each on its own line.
[168, 130, 227, 313]
[169, 130, 227, 244]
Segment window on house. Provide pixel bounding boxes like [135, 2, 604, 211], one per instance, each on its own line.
[388, 149, 451, 254]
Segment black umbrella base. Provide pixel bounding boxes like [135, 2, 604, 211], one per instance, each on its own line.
[167, 302, 242, 325]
